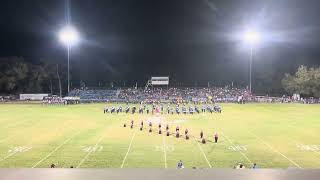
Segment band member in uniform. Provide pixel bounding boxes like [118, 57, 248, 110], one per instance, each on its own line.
[130, 120, 134, 129]
[111, 106, 115, 113]
[104, 107, 109, 113]
[176, 106, 180, 114]
[214, 132, 219, 143]
[176, 126, 180, 132]
[200, 130, 204, 139]
[185, 128, 189, 140]
[140, 121, 144, 131]
[149, 121, 152, 132]
[132, 106, 136, 114]
[125, 106, 130, 113]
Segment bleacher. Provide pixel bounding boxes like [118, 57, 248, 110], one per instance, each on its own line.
[68, 87, 253, 103]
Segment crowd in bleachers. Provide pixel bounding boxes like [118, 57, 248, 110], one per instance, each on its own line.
[69, 87, 252, 103]
[68, 86, 320, 104]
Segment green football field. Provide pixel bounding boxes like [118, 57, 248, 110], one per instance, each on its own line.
[0, 103, 320, 169]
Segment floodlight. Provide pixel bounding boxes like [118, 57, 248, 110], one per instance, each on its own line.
[59, 26, 79, 46]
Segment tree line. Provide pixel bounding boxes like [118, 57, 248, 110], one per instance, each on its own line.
[1, 56, 319, 98]
[0, 57, 65, 96]
[282, 65, 320, 98]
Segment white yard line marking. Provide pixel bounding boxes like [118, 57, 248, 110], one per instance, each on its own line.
[221, 131, 253, 165]
[32, 131, 80, 168]
[77, 133, 106, 168]
[120, 130, 137, 168]
[247, 130, 302, 169]
[162, 135, 167, 168]
[193, 137, 212, 168]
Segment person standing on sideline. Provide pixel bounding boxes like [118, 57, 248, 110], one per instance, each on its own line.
[252, 163, 258, 169]
[177, 160, 184, 169]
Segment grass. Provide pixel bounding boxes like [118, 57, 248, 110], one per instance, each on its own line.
[0, 103, 320, 168]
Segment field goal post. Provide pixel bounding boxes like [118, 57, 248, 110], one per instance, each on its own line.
[145, 76, 169, 91]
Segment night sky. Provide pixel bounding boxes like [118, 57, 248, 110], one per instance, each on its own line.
[1, 0, 320, 90]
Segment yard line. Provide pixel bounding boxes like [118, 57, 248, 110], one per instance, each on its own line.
[162, 135, 167, 168]
[247, 130, 302, 169]
[193, 137, 212, 168]
[120, 130, 137, 168]
[77, 132, 106, 168]
[32, 131, 80, 168]
[221, 131, 253, 165]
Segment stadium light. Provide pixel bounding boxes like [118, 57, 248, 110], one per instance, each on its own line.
[59, 26, 79, 47]
[244, 30, 260, 45]
[243, 29, 260, 93]
[58, 25, 79, 94]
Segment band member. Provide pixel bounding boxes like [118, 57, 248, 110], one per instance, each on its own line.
[104, 107, 108, 113]
[185, 128, 189, 140]
[130, 120, 134, 129]
[176, 126, 180, 132]
[166, 124, 169, 131]
[182, 106, 187, 114]
[202, 105, 206, 113]
[123, 123, 127, 127]
[125, 106, 130, 113]
[185, 128, 188, 135]
[139, 106, 143, 114]
[132, 106, 136, 114]
[149, 121, 152, 132]
[111, 106, 115, 113]
[202, 138, 206, 144]
[140, 121, 143, 131]
[200, 130, 204, 139]
[214, 132, 219, 143]
[176, 106, 180, 114]
[195, 106, 200, 114]
[176, 130, 180, 138]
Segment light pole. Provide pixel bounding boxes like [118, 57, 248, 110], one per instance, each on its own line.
[244, 30, 260, 93]
[59, 25, 79, 93]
